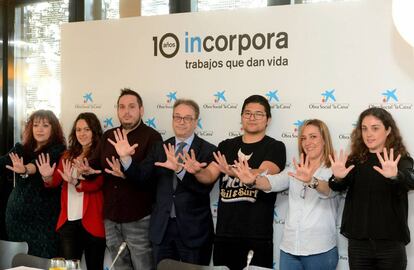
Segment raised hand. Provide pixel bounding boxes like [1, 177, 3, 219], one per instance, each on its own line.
[232, 157, 256, 185]
[107, 128, 138, 158]
[155, 143, 181, 171]
[105, 156, 126, 179]
[329, 149, 355, 179]
[288, 153, 313, 184]
[180, 149, 207, 174]
[58, 159, 76, 185]
[373, 148, 401, 179]
[35, 153, 56, 180]
[212, 151, 233, 175]
[6, 153, 26, 174]
[73, 157, 101, 176]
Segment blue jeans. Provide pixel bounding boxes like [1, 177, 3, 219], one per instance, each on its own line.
[105, 216, 154, 270]
[280, 247, 338, 270]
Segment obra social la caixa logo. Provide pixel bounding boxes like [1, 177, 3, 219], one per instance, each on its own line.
[368, 89, 413, 110]
[75, 92, 102, 109]
[195, 119, 214, 137]
[338, 122, 357, 141]
[152, 31, 288, 59]
[265, 90, 291, 109]
[281, 120, 304, 139]
[103, 117, 114, 130]
[273, 208, 285, 225]
[227, 120, 244, 138]
[156, 91, 178, 109]
[145, 117, 166, 135]
[308, 89, 349, 110]
[202, 90, 238, 109]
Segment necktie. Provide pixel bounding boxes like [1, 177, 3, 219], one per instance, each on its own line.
[171, 142, 186, 218]
[175, 142, 186, 163]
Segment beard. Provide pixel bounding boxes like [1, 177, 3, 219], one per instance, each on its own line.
[121, 118, 141, 131]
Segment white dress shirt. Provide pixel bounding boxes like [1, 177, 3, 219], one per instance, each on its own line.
[266, 165, 339, 256]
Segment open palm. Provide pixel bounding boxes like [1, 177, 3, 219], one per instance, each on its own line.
[373, 148, 401, 178]
[35, 153, 56, 178]
[329, 150, 354, 179]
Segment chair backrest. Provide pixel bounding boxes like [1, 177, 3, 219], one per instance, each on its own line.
[12, 253, 50, 269]
[0, 239, 29, 269]
[157, 259, 229, 270]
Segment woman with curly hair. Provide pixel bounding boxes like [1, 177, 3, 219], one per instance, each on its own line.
[0, 110, 66, 258]
[37, 112, 106, 269]
[329, 107, 414, 270]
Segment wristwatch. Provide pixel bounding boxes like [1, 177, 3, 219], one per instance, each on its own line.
[308, 176, 319, 189]
[20, 166, 29, 179]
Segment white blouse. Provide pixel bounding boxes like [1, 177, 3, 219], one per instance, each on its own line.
[67, 168, 84, 221]
[266, 165, 339, 256]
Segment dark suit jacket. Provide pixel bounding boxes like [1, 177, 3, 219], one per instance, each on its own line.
[124, 134, 216, 248]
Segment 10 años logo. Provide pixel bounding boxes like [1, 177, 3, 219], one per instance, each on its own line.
[153, 33, 180, 58]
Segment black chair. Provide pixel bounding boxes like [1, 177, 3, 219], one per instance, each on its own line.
[12, 253, 50, 269]
[0, 239, 29, 269]
[157, 259, 229, 270]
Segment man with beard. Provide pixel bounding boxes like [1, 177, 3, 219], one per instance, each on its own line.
[84, 88, 162, 270]
[182, 95, 286, 270]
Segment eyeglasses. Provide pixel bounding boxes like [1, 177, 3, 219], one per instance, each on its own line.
[173, 115, 195, 123]
[300, 184, 307, 199]
[242, 111, 266, 120]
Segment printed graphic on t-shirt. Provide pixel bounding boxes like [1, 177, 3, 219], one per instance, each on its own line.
[220, 148, 258, 203]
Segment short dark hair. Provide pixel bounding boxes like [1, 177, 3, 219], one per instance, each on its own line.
[117, 88, 143, 107]
[173, 99, 200, 119]
[241, 95, 271, 118]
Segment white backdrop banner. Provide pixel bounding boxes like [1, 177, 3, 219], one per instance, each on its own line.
[61, 0, 414, 269]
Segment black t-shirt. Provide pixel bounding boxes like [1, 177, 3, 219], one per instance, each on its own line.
[216, 135, 286, 240]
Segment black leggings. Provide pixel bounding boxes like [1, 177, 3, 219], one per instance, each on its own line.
[348, 238, 407, 270]
[58, 220, 106, 270]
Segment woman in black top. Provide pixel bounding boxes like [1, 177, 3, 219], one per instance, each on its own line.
[0, 110, 66, 258]
[328, 107, 414, 270]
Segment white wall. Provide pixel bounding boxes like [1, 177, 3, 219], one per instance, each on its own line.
[61, 1, 414, 268]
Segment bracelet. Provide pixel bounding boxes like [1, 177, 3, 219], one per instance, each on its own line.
[20, 166, 29, 179]
[308, 177, 320, 189]
[74, 179, 81, 187]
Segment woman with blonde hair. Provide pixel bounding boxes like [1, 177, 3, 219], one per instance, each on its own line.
[233, 119, 339, 270]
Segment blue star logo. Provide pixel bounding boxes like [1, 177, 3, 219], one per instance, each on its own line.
[265, 90, 279, 102]
[382, 89, 398, 102]
[214, 91, 226, 102]
[294, 120, 304, 132]
[197, 119, 203, 129]
[166, 92, 177, 103]
[321, 89, 336, 103]
[103, 118, 113, 128]
[145, 118, 156, 129]
[83, 92, 93, 103]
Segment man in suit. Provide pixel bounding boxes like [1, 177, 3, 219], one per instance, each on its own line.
[106, 99, 216, 266]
